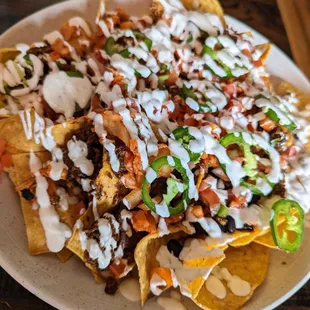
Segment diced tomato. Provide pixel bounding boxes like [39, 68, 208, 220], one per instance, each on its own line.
[120, 21, 133, 30]
[280, 155, 288, 169]
[111, 14, 121, 25]
[61, 25, 77, 41]
[242, 49, 252, 57]
[109, 261, 126, 277]
[222, 84, 236, 97]
[0, 153, 13, 168]
[151, 267, 173, 287]
[132, 210, 157, 233]
[116, 8, 129, 21]
[285, 145, 299, 157]
[202, 154, 220, 168]
[166, 71, 178, 86]
[49, 51, 61, 61]
[252, 59, 263, 67]
[51, 38, 71, 59]
[165, 214, 184, 225]
[259, 118, 276, 132]
[183, 117, 199, 127]
[191, 205, 204, 218]
[229, 191, 247, 208]
[200, 189, 220, 209]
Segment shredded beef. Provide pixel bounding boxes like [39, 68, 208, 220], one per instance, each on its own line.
[114, 139, 127, 177]
[64, 124, 103, 184]
[271, 180, 286, 197]
[28, 45, 52, 55]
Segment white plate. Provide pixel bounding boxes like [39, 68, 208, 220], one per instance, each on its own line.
[0, 1, 309, 309]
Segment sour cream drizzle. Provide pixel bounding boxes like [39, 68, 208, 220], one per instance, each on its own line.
[210, 266, 251, 297]
[29, 151, 71, 252]
[42, 71, 93, 119]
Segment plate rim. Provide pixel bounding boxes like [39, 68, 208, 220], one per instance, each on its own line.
[0, 2, 309, 310]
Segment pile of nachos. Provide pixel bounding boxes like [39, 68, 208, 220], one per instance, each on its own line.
[0, 0, 309, 309]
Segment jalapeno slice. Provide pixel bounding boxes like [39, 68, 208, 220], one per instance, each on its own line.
[133, 31, 153, 50]
[220, 132, 279, 195]
[142, 156, 190, 216]
[172, 127, 202, 163]
[180, 85, 212, 113]
[270, 199, 304, 252]
[104, 37, 119, 56]
[255, 96, 297, 131]
[220, 133, 257, 178]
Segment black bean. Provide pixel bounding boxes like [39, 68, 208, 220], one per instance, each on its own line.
[226, 216, 236, 233]
[193, 222, 206, 235]
[21, 189, 35, 201]
[237, 223, 254, 232]
[214, 216, 228, 233]
[105, 277, 118, 295]
[249, 194, 260, 205]
[167, 239, 183, 258]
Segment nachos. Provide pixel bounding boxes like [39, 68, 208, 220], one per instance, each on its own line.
[0, 0, 309, 309]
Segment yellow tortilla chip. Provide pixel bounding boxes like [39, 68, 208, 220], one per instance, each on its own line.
[0, 111, 86, 154]
[183, 244, 226, 268]
[151, 0, 225, 24]
[276, 80, 310, 146]
[20, 197, 49, 255]
[194, 243, 269, 310]
[229, 228, 265, 247]
[56, 248, 73, 263]
[134, 224, 191, 305]
[66, 153, 128, 281]
[66, 207, 94, 261]
[256, 43, 272, 64]
[10, 152, 80, 256]
[0, 48, 20, 63]
[95, 152, 128, 216]
[254, 221, 288, 249]
[181, 0, 225, 24]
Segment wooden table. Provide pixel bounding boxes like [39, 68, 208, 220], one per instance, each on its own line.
[0, 0, 309, 309]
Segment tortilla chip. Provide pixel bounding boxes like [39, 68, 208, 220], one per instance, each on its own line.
[56, 248, 73, 263]
[181, 0, 225, 23]
[254, 221, 289, 249]
[276, 81, 310, 149]
[10, 152, 51, 186]
[10, 152, 80, 255]
[151, 0, 225, 24]
[0, 110, 86, 154]
[229, 228, 265, 247]
[134, 224, 191, 305]
[60, 18, 92, 55]
[66, 207, 94, 261]
[95, 152, 128, 216]
[276, 81, 310, 109]
[0, 48, 20, 63]
[66, 153, 128, 281]
[194, 243, 269, 310]
[256, 43, 272, 64]
[20, 197, 49, 255]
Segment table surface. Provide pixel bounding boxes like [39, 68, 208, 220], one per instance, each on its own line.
[0, 0, 309, 309]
